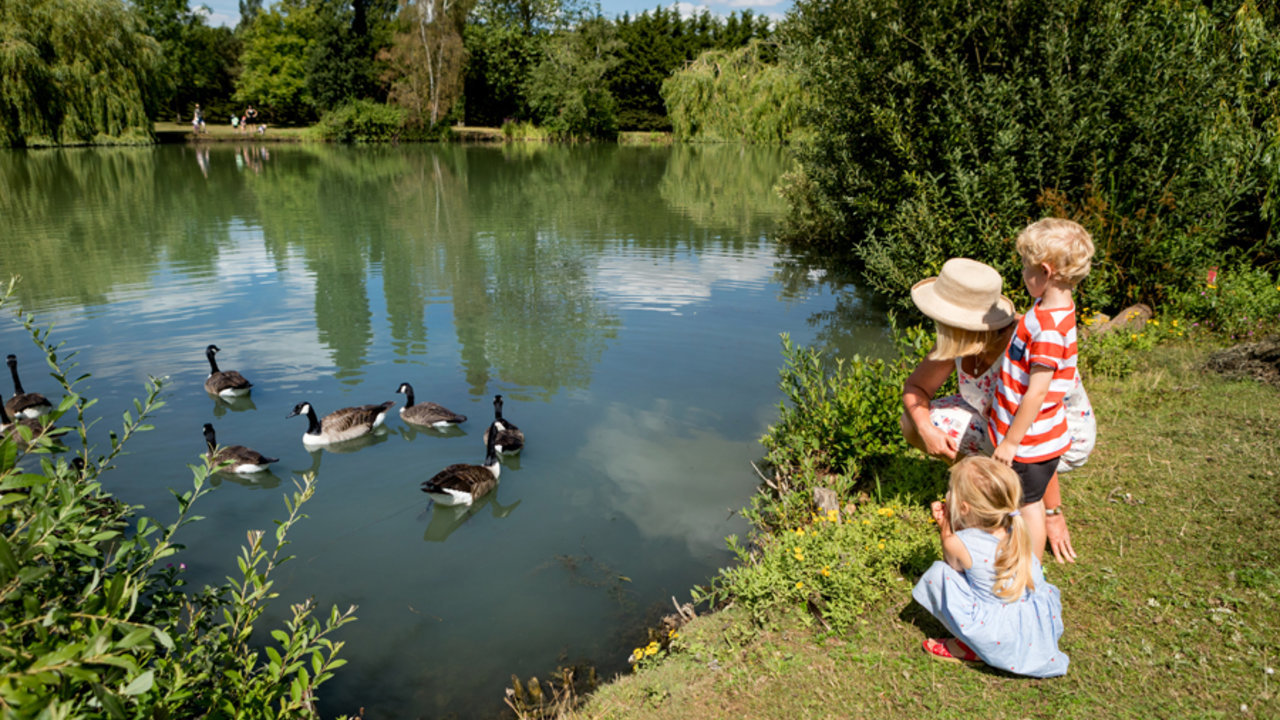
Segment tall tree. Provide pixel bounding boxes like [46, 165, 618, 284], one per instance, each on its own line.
[383, 0, 474, 127]
[234, 0, 320, 123]
[0, 0, 159, 146]
[525, 15, 622, 139]
[134, 0, 239, 118]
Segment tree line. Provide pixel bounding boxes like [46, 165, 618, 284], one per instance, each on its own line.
[0, 0, 773, 146]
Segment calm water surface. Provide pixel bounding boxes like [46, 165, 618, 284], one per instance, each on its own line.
[0, 143, 890, 719]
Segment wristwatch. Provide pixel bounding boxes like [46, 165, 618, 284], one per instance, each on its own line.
[1044, 506, 1064, 516]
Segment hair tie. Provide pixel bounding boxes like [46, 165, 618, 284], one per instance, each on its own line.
[1008, 509, 1021, 519]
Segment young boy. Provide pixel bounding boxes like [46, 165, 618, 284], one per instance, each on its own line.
[988, 218, 1095, 560]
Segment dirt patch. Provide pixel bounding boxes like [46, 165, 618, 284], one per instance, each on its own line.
[1206, 336, 1280, 387]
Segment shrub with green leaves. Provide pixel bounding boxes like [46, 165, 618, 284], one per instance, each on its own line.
[315, 99, 409, 143]
[751, 326, 941, 531]
[0, 292, 355, 718]
[1167, 266, 1280, 340]
[696, 503, 937, 631]
[782, 0, 1280, 315]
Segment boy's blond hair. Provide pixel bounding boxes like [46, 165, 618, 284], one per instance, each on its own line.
[947, 457, 1035, 601]
[1016, 218, 1095, 287]
[927, 322, 1010, 361]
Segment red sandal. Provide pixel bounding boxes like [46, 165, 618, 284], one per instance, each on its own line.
[922, 637, 982, 663]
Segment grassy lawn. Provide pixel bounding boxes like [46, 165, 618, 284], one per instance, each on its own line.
[574, 340, 1280, 719]
[153, 121, 313, 142]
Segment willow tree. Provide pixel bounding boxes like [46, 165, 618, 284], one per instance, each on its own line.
[661, 40, 805, 145]
[0, 0, 159, 147]
[383, 0, 474, 127]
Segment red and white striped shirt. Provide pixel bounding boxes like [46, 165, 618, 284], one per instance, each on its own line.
[987, 300, 1077, 463]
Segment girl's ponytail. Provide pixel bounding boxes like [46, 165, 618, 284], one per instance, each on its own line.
[993, 512, 1034, 601]
[948, 457, 1036, 601]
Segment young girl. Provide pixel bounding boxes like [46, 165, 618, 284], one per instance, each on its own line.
[912, 456, 1068, 677]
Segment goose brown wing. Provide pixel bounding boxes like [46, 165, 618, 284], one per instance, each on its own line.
[205, 370, 252, 394]
[422, 464, 496, 496]
[5, 393, 51, 415]
[321, 402, 393, 434]
[485, 423, 524, 451]
[404, 402, 466, 425]
[214, 445, 279, 466]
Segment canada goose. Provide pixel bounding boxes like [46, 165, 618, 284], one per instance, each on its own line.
[421, 424, 502, 506]
[482, 394, 523, 454]
[203, 345, 253, 397]
[0, 397, 45, 447]
[202, 423, 278, 473]
[5, 354, 52, 419]
[395, 382, 467, 428]
[287, 400, 394, 446]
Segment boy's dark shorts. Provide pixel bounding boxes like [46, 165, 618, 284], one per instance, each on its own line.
[1011, 457, 1057, 504]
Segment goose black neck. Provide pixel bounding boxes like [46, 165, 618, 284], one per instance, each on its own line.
[305, 407, 323, 435]
[403, 387, 416, 408]
[8, 361, 23, 395]
[0, 401, 10, 426]
[202, 425, 217, 453]
[206, 348, 220, 374]
[493, 396, 504, 421]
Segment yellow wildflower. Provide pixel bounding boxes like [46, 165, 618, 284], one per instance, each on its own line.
[795, 581, 804, 589]
[795, 553, 805, 561]
[668, 629, 679, 639]
[793, 546, 802, 553]
[794, 528, 805, 536]
[1172, 319, 1179, 327]
[878, 543, 886, 550]
[863, 520, 871, 525]
[821, 566, 831, 577]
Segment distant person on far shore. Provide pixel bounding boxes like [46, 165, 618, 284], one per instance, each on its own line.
[192, 104, 203, 134]
[231, 114, 239, 131]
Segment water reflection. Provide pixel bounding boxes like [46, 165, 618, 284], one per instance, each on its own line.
[421, 491, 522, 543]
[210, 469, 283, 490]
[210, 395, 257, 417]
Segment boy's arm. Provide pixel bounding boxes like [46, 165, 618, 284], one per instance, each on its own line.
[992, 366, 1054, 465]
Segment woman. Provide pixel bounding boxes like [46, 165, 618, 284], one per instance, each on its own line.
[899, 258, 1095, 564]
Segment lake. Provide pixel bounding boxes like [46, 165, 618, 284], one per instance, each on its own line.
[0, 142, 890, 719]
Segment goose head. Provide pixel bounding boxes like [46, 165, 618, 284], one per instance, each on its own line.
[5, 354, 15, 370]
[493, 394, 504, 420]
[395, 383, 415, 405]
[286, 402, 315, 420]
[205, 345, 221, 372]
[202, 422, 217, 451]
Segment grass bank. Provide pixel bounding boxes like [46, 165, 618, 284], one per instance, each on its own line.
[573, 339, 1279, 719]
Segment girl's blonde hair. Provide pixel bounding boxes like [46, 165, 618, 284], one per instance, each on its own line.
[947, 456, 1035, 601]
[928, 322, 1009, 361]
[1016, 218, 1095, 287]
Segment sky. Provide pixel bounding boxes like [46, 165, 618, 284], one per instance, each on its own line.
[195, 1, 794, 30]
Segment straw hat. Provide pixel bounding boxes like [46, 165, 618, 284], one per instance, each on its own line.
[910, 258, 1016, 331]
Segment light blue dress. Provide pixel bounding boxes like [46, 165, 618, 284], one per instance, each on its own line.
[912, 527, 1069, 677]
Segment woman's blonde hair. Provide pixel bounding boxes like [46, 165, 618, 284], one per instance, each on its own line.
[1017, 218, 1095, 287]
[947, 456, 1035, 601]
[928, 322, 1009, 361]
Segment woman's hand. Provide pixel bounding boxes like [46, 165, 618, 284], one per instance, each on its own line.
[920, 425, 959, 461]
[1046, 512, 1077, 563]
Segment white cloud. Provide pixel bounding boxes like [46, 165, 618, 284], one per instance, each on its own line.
[593, 250, 775, 314]
[668, 2, 711, 19]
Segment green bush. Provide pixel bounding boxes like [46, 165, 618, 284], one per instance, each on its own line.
[696, 502, 937, 631]
[1167, 265, 1280, 340]
[0, 294, 355, 718]
[315, 99, 408, 143]
[752, 325, 939, 531]
[782, 0, 1280, 315]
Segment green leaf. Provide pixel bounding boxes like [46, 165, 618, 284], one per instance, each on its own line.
[121, 669, 154, 696]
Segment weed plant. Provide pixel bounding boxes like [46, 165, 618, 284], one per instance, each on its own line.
[0, 288, 355, 718]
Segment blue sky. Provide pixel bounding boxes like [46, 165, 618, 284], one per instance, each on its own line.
[196, 1, 794, 30]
